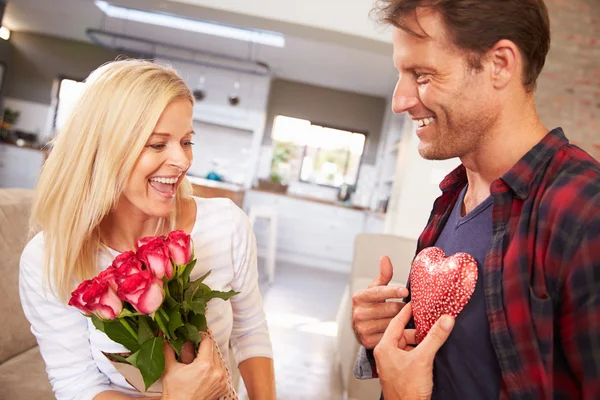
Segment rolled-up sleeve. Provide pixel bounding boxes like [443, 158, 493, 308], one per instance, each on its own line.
[19, 235, 112, 400]
[354, 346, 378, 379]
[228, 203, 273, 364]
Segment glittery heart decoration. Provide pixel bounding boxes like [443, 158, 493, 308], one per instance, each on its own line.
[409, 247, 478, 343]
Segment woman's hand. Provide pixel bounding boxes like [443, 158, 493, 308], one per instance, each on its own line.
[161, 335, 229, 400]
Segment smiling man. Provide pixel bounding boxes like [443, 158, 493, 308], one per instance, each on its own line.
[350, 1, 600, 399]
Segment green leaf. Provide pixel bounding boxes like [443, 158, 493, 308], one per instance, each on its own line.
[137, 337, 165, 391]
[104, 320, 141, 353]
[180, 259, 197, 283]
[190, 313, 207, 333]
[184, 280, 210, 303]
[188, 299, 206, 315]
[102, 351, 130, 364]
[168, 279, 182, 303]
[192, 284, 213, 301]
[164, 293, 178, 309]
[126, 350, 140, 368]
[118, 309, 141, 318]
[167, 307, 184, 336]
[204, 289, 239, 302]
[196, 269, 210, 283]
[138, 316, 156, 345]
[91, 315, 105, 332]
[183, 323, 201, 346]
[168, 336, 186, 357]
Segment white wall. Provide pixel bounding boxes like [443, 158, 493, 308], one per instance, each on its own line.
[170, 0, 391, 44]
[155, 58, 272, 188]
[188, 121, 254, 185]
[385, 122, 461, 239]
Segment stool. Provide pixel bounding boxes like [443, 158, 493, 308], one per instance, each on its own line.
[248, 205, 278, 284]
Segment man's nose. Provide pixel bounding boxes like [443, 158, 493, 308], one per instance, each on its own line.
[392, 76, 420, 114]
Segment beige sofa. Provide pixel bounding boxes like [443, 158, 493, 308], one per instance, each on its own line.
[335, 233, 417, 400]
[0, 188, 54, 399]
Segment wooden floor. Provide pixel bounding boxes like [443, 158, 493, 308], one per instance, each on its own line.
[236, 260, 349, 400]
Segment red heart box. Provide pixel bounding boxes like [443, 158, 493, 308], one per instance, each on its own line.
[409, 247, 478, 343]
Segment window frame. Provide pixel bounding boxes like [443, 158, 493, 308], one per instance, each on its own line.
[276, 118, 368, 189]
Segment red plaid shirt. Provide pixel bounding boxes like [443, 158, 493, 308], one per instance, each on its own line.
[423, 128, 600, 399]
[362, 128, 600, 399]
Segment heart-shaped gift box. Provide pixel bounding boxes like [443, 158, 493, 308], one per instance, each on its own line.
[409, 247, 478, 343]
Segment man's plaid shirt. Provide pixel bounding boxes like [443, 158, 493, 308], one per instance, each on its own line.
[354, 128, 600, 399]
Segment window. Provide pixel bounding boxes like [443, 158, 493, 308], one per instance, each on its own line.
[54, 78, 85, 132]
[270, 115, 366, 188]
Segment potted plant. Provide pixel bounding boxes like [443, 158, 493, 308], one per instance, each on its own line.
[258, 141, 294, 193]
[0, 108, 20, 139]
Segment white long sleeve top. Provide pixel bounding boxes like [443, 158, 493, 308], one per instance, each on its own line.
[19, 197, 273, 400]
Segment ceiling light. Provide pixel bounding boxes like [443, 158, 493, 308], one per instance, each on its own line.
[94, 1, 285, 48]
[0, 26, 10, 41]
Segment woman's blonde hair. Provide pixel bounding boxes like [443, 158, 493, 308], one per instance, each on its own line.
[32, 59, 194, 302]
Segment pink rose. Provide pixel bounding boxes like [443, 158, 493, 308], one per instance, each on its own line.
[117, 269, 164, 314]
[98, 252, 143, 291]
[69, 279, 123, 320]
[112, 251, 142, 269]
[136, 235, 164, 249]
[137, 237, 173, 280]
[165, 230, 192, 265]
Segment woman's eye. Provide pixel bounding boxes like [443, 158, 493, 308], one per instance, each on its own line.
[183, 141, 195, 148]
[148, 143, 166, 150]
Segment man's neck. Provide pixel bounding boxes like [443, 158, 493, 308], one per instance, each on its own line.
[460, 99, 548, 214]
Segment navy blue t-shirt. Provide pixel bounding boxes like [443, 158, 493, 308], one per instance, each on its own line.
[430, 186, 501, 399]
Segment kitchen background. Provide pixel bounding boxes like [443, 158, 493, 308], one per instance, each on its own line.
[0, 0, 598, 399]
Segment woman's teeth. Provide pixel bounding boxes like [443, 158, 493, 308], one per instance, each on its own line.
[149, 177, 178, 184]
[417, 117, 435, 127]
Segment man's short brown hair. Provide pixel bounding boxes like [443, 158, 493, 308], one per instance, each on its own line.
[375, 0, 551, 92]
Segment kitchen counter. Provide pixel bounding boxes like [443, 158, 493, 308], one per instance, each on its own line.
[251, 187, 371, 212]
[186, 175, 245, 208]
[0, 136, 48, 152]
[185, 175, 244, 192]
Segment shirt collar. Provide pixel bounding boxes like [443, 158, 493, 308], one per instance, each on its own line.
[438, 128, 569, 199]
[500, 128, 568, 199]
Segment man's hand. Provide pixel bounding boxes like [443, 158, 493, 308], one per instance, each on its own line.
[374, 303, 454, 400]
[352, 256, 409, 349]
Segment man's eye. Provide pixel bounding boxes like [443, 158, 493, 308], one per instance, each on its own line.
[414, 72, 429, 83]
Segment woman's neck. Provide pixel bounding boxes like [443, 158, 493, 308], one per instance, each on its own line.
[99, 197, 196, 253]
[99, 201, 162, 253]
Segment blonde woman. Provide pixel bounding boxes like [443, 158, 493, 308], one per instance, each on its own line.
[19, 59, 275, 400]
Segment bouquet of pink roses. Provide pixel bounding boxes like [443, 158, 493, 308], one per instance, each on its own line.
[69, 230, 237, 391]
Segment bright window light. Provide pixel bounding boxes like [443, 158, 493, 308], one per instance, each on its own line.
[95, 1, 285, 48]
[55, 79, 86, 131]
[271, 115, 366, 188]
[0, 26, 10, 41]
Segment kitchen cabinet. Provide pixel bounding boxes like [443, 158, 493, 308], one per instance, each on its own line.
[0, 143, 44, 189]
[244, 189, 381, 273]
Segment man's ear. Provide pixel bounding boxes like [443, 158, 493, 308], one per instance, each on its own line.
[487, 39, 520, 90]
